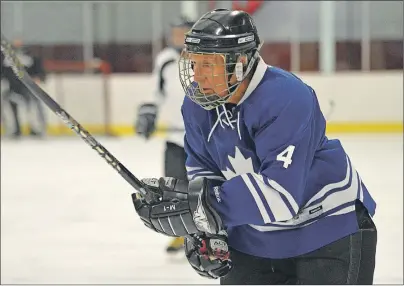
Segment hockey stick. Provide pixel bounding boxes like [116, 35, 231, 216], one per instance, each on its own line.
[325, 99, 336, 121]
[1, 35, 148, 197]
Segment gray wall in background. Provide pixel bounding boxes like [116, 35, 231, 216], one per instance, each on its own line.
[251, 1, 403, 42]
[1, 1, 402, 44]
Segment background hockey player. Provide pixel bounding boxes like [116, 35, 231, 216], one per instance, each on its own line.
[131, 9, 378, 284]
[134, 17, 195, 254]
[1, 39, 47, 138]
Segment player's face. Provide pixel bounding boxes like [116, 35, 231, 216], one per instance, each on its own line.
[189, 53, 230, 98]
[179, 50, 245, 109]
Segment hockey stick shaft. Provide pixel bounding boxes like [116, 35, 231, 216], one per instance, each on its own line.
[1, 35, 147, 196]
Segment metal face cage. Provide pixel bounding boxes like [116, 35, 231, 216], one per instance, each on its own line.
[178, 50, 250, 110]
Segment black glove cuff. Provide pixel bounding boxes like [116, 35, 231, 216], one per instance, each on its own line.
[188, 177, 224, 234]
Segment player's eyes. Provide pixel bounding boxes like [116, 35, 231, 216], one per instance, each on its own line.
[188, 61, 212, 71]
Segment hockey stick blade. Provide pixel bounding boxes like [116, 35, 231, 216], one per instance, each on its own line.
[1, 35, 148, 196]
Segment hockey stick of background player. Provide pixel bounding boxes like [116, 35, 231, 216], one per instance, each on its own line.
[0, 35, 157, 200]
[325, 99, 336, 121]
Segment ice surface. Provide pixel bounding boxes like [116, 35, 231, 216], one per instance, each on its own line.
[1, 134, 403, 284]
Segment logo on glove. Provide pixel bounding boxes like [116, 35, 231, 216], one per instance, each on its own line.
[163, 204, 176, 212]
[210, 239, 228, 252]
[193, 193, 213, 233]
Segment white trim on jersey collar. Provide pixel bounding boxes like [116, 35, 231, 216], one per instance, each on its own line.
[237, 56, 268, 106]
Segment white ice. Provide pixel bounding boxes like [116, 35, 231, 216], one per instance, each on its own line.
[1, 134, 403, 284]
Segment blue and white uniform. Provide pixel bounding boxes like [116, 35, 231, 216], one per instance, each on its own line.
[181, 57, 376, 259]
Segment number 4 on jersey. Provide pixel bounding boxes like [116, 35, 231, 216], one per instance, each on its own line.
[277, 145, 295, 168]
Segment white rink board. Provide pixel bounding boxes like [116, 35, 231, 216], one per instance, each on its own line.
[10, 72, 402, 130]
[1, 134, 403, 284]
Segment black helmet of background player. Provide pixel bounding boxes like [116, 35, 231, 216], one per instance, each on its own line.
[170, 16, 195, 53]
[178, 9, 262, 110]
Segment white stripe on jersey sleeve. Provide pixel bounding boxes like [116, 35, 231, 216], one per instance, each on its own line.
[358, 175, 364, 202]
[250, 173, 294, 222]
[186, 166, 206, 172]
[305, 155, 351, 206]
[241, 174, 271, 224]
[248, 158, 359, 232]
[264, 177, 299, 216]
[186, 165, 226, 181]
[187, 174, 226, 181]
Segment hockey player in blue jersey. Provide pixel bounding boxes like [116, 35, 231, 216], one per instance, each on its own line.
[132, 9, 378, 284]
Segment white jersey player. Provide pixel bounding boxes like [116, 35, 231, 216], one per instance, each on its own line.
[135, 17, 194, 254]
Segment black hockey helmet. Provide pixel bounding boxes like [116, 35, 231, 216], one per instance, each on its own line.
[178, 9, 262, 110]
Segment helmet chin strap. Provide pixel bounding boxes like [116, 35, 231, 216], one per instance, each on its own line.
[237, 44, 263, 83]
[226, 43, 263, 96]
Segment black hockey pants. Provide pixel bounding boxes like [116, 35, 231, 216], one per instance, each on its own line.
[220, 201, 377, 285]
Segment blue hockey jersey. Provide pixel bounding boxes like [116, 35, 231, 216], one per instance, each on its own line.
[181, 57, 377, 259]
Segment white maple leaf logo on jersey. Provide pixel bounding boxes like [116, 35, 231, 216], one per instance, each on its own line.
[221, 146, 255, 180]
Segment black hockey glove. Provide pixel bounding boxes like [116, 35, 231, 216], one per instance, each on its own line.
[135, 103, 157, 139]
[132, 177, 224, 236]
[185, 233, 232, 279]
